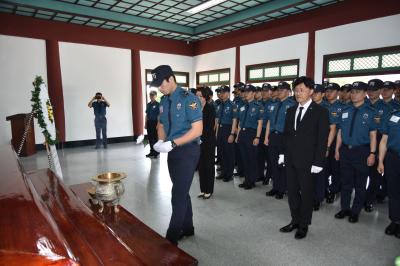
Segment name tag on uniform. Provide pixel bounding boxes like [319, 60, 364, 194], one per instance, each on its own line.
[240, 106, 245, 112]
[152, 106, 156, 109]
[342, 112, 348, 119]
[390, 115, 400, 123]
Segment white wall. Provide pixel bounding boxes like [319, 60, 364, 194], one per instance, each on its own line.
[59, 42, 132, 141]
[240, 33, 309, 82]
[315, 14, 400, 83]
[0, 35, 46, 145]
[193, 48, 236, 87]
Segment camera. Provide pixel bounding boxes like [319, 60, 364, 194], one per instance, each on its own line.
[95, 95, 102, 100]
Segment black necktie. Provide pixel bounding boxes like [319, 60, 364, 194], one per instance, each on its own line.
[349, 108, 359, 137]
[219, 102, 225, 124]
[274, 102, 282, 125]
[296, 106, 304, 130]
[242, 103, 249, 126]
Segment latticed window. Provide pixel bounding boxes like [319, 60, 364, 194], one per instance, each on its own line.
[324, 46, 400, 78]
[146, 69, 189, 87]
[246, 59, 299, 82]
[196, 68, 230, 86]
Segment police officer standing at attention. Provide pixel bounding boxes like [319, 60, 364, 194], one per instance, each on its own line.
[339, 84, 352, 105]
[382, 81, 400, 111]
[145, 90, 160, 158]
[265, 82, 296, 199]
[334, 81, 377, 223]
[151, 65, 203, 245]
[233, 82, 246, 177]
[236, 84, 264, 189]
[215, 85, 238, 182]
[377, 107, 400, 238]
[364, 79, 391, 212]
[394, 80, 400, 103]
[88, 92, 110, 149]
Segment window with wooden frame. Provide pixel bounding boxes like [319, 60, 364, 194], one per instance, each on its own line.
[323, 46, 400, 79]
[145, 69, 189, 88]
[246, 59, 299, 83]
[196, 68, 230, 87]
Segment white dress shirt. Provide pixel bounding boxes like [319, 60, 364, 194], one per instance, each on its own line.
[294, 98, 312, 130]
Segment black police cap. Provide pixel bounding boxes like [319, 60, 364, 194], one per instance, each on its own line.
[262, 83, 272, 90]
[352, 81, 368, 91]
[367, 79, 384, 91]
[277, 81, 290, 90]
[313, 84, 325, 93]
[383, 81, 396, 90]
[234, 82, 245, 89]
[215, 87, 222, 93]
[243, 84, 256, 92]
[340, 84, 352, 92]
[150, 65, 173, 87]
[326, 82, 340, 91]
[395, 80, 400, 88]
[220, 85, 230, 92]
[256, 86, 262, 92]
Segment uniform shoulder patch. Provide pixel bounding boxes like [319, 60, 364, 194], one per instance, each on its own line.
[189, 102, 198, 110]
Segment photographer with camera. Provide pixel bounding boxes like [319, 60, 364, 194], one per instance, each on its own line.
[88, 92, 110, 149]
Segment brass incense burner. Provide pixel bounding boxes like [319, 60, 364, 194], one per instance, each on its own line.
[88, 172, 126, 213]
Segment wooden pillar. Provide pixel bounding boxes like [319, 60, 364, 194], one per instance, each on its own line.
[306, 31, 315, 80]
[131, 49, 144, 137]
[45, 40, 66, 142]
[235, 46, 241, 83]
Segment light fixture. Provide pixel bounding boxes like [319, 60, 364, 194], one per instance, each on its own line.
[186, 0, 228, 14]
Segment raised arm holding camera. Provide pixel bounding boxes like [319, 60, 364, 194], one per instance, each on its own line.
[88, 92, 110, 149]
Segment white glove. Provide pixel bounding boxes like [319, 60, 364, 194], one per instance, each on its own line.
[157, 141, 174, 153]
[311, 165, 323, 174]
[278, 154, 284, 165]
[153, 140, 164, 152]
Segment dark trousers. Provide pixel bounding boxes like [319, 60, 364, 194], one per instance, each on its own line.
[268, 133, 286, 193]
[218, 125, 235, 178]
[199, 142, 216, 194]
[257, 129, 267, 180]
[365, 162, 380, 205]
[94, 116, 107, 147]
[166, 143, 200, 242]
[385, 150, 400, 222]
[326, 142, 341, 194]
[314, 158, 327, 203]
[235, 142, 244, 175]
[287, 164, 315, 227]
[147, 119, 159, 155]
[238, 129, 258, 184]
[340, 145, 369, 215]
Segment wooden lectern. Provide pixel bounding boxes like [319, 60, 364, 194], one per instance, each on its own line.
[6, 113, 36, 156]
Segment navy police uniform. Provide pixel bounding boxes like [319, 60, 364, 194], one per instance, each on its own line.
[337, 82, 378, 218]
[92, 101, 108, 148]
[152, 65, 202, 244]
[267, 82, 296, 197]
[237, 84, 264, 189]
[216, 86, 238, 181]
[380, 110, 400, 237]
[146, 99, 160, 156]
[233, 82, 246, 177]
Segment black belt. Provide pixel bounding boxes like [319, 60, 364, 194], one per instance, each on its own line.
[241, 128, 256, 131]
[342, 144, 369, 150]
[271, 130, 282, 135]
[219, 123, 232, 127]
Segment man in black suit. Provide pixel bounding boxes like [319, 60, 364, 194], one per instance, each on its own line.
[279, 76, 329, 239]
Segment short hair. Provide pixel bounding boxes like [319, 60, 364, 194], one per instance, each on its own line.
[149, 91, 157, 96]
[96, 92, 102, 96]
[292, 76, 315, 90]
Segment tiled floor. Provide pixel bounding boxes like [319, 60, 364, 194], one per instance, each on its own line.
[21, 143, 400, 266]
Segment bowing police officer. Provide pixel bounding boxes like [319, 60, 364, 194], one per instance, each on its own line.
[145, 90, 160, 158]
[364, 79, 391, 212]
[151, 65, 203, 245]
[236, 84, 264, 189]
[377, 108, 400, 238]
[215, 85, 238, 182]
[264, 82, 296, 199]
[334, 81, 378, 223]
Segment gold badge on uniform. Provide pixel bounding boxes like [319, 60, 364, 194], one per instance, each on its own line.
[331, 112, 337, 117]
[189, 102, 198, 110]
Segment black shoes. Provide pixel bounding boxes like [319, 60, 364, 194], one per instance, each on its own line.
[280, 223, 299, 233]
[146, 152, 159, 158]
[266, 189, 277, 197]
[313, 201, 321, 211]
[223, 176, 233, 182]
[326, 193, 335, 204]
[244, 183, 255, 190]
[262, 179, 270, 185]
[178, 228, 195, 240]
[238, 182, 247, 188]
[295, 227, 308, 240]
[233, 172, 243, 177]
[145, 153, 152, 157]
[334, 210, 351, 219]
[275, 192, 284, 199]
[216, 174, 225, 180]
[348, 213, 359, 223]
[364, 204, 374, 213]
[385, 222, 398, 236]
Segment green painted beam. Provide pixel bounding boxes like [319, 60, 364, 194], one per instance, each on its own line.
[6, 0, 194, 35]
[193, 0, 307, 34]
